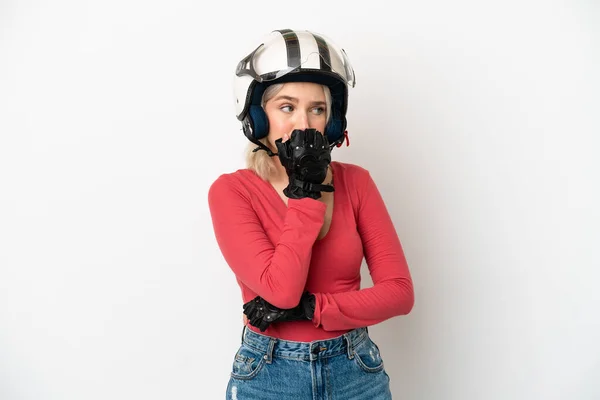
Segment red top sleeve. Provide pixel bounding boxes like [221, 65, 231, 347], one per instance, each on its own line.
[208, 173, 327, 309]
[312, 169, 414, 330]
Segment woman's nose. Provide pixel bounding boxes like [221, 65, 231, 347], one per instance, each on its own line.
[294, 112, 310, 130]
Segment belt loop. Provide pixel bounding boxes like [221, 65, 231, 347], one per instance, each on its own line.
[343, 332, 354, 359]
[264, 337, 276, 364]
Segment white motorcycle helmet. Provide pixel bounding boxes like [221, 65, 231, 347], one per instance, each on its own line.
[233, 29, 356, 155]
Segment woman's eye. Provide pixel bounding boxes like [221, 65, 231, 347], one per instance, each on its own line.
[280, 105, 293, 112]
[312, 107, 325, 115]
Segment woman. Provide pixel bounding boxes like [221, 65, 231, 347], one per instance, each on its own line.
[208, 29, 414, 399]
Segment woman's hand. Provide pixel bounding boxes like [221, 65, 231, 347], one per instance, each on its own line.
[275, 129, 334, 200]
[242, 292, 316, 332]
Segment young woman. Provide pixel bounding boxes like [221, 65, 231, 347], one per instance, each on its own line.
[208, 29, 414, 399]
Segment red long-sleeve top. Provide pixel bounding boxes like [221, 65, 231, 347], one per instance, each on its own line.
[208, 161, 414, 341]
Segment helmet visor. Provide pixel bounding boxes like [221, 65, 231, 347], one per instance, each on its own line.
[235, 31, 356, 88]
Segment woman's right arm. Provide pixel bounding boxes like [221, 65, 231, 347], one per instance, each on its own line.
[208, 174, 326, 309]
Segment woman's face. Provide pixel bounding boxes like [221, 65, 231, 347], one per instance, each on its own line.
[263, 82, 328, 150]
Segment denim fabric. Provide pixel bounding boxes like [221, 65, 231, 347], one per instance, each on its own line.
[225, 326, 392, 399]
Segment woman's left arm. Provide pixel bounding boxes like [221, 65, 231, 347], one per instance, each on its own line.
[312, 168, 415, 331]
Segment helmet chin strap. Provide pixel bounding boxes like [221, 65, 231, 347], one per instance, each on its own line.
[250, 134, 345, 156]
[251, 142, 277, 157]
[242, 120, 278, 157]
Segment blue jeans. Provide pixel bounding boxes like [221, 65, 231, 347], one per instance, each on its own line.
[226, 325, 392, 399]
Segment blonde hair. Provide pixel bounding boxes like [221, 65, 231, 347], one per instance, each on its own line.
[245, 83, 332, 180]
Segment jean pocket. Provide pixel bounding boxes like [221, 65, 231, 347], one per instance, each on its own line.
[352, 336, 385, 373]
[230, 344, 267, 380]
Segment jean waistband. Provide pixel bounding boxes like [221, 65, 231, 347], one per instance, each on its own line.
[240, 325, 370, 361]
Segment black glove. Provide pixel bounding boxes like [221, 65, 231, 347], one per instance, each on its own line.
[243, 292, 316, 332]
[275, 129, 334, 200]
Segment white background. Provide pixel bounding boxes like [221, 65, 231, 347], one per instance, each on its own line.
[1, 1, 599, 399]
